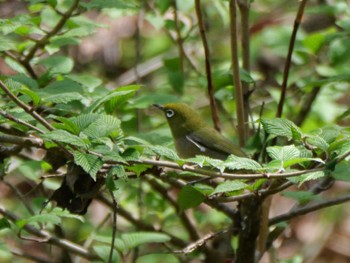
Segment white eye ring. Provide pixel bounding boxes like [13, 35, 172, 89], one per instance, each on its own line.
[166, 109, 175, 118]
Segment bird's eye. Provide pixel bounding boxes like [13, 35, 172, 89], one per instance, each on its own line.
[166, 109, 175, 118]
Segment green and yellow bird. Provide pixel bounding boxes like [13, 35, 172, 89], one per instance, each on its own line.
[153, 103, 246, 160]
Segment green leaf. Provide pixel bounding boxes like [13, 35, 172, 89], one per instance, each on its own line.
[121, 232, 171, 250]
[106, 166, 126, 190]
[10, 74, 38, 89]
[305, 135, 329, 152]
[178, 185, 205, 211]
[267, 145, 300, 161]
[333, 161, 350, 182]
[39, 55, 74, 74]
[39, 79, 85, 104]
[283, 157, 324, 169]
[155, 0, 172, 14]
[85, 85, 140, 113]
[73, 152, 103, 180]
[303, 32, 325, 54]
[0, 36, 16, 51]
[148, 145, 179, 161]
[108, 165, 126, 178]
[164, 57, 184, 94]
[16, 214, 61, 229]
[211, 181, 248, 195]
[80, 0, 138, 10]
[68, 74, 102, 91]
[53, 117, 80, 135]
[93, 245, 120, 262]
[121, 148, 141, 161]
[81, 114, 121, 139]
[224, 155, 262, 171]
[126, 164, 151, 177]
[0, 218, 11, 230]
[289, 171, 325, 186]
[42, 129, 87, 148]
[329, 139, 350, 156]
[282, 191, 322, 204]
[19, 86, 41, 106]
[261, 118, 303, 141]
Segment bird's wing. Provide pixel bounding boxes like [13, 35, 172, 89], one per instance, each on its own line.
[187, 128, 246, 157]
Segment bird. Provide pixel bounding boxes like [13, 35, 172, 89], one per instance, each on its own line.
[153, 103, 246, 160]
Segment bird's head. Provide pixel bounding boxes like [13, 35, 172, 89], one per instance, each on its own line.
[153, 103, 205, 137]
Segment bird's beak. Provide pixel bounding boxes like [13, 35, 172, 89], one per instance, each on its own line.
[152, 104, 164, 111]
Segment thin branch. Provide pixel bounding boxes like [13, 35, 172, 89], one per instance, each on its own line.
[269, 194, 350, 225]
[237, 0, 251, 135]
[213, 181, 294, 203]
[276, 0, 308, 118]
[145, 2, 201, 76]
[0, 133, 43, 147]
[0, 109, 44, 133]
[21, 0, 80, 71]
[0, 180, 35, 215]
[10, 248, 49, 263]
[194, 0, 221, 132]
[174, 229, 229, 254]
[0, 80, 71, 156]
[158, 172, 238, 218]
[145, 175, 200, 241]
[294, 86, 321, 126]
[97, 195, 188, 248]
[229, 0, 246, 146]
[0, 206, 99, 260]
[124, 158, 325, 180]
[0, 80, 54, 131]
[172, 0, 184, 73]
[108, 190, 118, 263]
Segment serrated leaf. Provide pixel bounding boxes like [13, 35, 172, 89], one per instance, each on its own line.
[185, 155, 227, 172]
[333, 162, 350, 182]
[283, 157, 324, 169]
[10, 74, 38, 89]
[329, 140, 350, 156]
[93, 245, 120, 262]
[121, 148, 141, 161]
[289, 171, 326, 186]
[39, 55, 74, 74]
[39, 79, 85, 104]
[81, 0, 138, 10]
[126, 164, 151, 177]
[267, 145, 300, 161]
[49, 208, 84, 222]
[53, 117, 80, 135]
[149, 145, 179, 160]
[109, 165, 126, 178]
[85, 85, 140, 113]
[211, 181, 248, 195]
[73, 152, 103, 180]
[82, 114, 121, 138]
[305, 135, 329, 152]
[19, 87, 41, 106]
[261, 118, 303, 141]
[42, 129, 87, 148]
[178, 185, 205, 211]
[121, 232, 170, 250]
[224, 155, 262, 171]
[16, 214, 61, 229]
